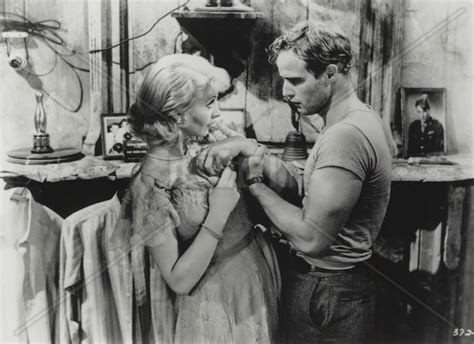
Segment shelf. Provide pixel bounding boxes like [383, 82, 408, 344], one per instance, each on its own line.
[3, 153, 473, 183]
[172, 10, 264, 19]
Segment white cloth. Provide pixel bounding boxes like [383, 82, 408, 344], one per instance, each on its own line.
[56, 195, 122, 343]
[1, 187, 63, 343]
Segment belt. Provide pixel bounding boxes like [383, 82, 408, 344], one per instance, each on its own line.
[288, 250, 354, 274]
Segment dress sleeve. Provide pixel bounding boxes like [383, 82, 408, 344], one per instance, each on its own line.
[130, 176, 181, 247]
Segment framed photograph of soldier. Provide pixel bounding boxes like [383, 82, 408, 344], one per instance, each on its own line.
[100, 113, 147, 160]
[400, 88, 447, 157]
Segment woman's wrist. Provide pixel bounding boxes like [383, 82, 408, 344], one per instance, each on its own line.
[203, 209, 227, 234]
[240, 138, 259, 157]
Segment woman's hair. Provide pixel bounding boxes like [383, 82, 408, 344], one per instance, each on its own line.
[267, 21, 352, 77]
[415, 94, 431, 111]
[129, 54, 230, 145]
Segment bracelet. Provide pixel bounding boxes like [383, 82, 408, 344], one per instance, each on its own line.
[201, 223, 223, 240]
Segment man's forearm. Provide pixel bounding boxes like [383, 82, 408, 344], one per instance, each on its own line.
[248, 182, 328, 255]
[262, 154, 300, 204]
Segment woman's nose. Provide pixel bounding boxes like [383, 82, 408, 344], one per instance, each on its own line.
[211, 105, 221, 119]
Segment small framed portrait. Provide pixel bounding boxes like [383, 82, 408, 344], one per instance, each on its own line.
[101, 113, 132, 160]
[401, 88, 447, 158]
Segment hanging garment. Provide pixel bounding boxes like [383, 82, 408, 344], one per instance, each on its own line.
[56, 195, 122, 344]
[1, 187, 63, 343]
[112, 182, 176, 344]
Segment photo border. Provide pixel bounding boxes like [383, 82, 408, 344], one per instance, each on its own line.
[400, 87, 447, 158]
[101, 113, 128, 160]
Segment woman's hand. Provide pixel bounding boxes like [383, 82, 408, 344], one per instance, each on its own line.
[208, 167, 240, 220]
[197, 137, 258, 175]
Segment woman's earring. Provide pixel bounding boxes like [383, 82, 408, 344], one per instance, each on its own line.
[177, 117, 183, 125]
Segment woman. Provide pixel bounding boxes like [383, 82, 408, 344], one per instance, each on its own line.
[118, 54, 280, 343]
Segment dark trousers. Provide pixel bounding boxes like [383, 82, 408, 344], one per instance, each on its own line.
[282, 263, 375, 344]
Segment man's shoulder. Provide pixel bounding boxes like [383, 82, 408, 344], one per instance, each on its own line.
[321, 120, 366, 145]
[333, 108, 382, 140]
[429, 117, 443, 128]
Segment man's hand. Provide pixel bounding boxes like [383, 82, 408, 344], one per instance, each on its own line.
[242, 145, 266, 179]
[196, 137, 258, 175]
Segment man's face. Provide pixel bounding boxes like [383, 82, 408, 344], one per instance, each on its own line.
[416, 105, 428, 122]
[276, 50, 331, 116]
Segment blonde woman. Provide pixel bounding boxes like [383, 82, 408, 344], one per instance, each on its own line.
[117, 54, 280, 343]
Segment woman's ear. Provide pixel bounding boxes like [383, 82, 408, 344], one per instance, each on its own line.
[176, 113, 186, 127]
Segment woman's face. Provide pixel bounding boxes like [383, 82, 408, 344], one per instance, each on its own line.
[180, 83, 220, 138]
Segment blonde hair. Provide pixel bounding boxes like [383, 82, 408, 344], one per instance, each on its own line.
[129, 54, 230, 145]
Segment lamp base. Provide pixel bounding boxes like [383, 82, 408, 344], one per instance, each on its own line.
[7, 147, 84, 165]
[32, 133, 54, 154]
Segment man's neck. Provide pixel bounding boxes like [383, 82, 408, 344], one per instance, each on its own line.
[324, 89, 365, 128]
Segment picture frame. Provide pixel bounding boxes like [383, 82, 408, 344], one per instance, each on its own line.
[400, 88, 447, 158]
[100, 113, 132, 160]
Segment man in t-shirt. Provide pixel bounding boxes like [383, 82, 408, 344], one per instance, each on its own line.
[243, 21, 392, 343]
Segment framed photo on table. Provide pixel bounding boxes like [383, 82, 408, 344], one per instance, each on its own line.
[101, 113, 132, 160]
[401, 88, 447, 158]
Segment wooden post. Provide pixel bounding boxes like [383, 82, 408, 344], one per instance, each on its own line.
[358, 0, 404, 126]
[83, 0, 113, 156]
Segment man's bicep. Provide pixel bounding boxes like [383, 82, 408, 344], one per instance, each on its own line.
[304, 167, 362, 235]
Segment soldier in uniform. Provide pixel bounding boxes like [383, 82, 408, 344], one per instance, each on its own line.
[407, 94, 444, 156]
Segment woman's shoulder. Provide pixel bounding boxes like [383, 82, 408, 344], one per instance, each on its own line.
[129, 157, 210, 197]
[138, 155, 190, 188]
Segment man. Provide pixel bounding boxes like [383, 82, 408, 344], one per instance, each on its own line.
[243, 22, 392, 343]
[198, 20, 392, 343]
[407, 94, 444, 156]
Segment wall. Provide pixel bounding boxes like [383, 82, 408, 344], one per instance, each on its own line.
[128, 0, 361, 143]
[1, 0, 472, 157]
[0, 0, 91, 159]
[401, 0, 473, 154]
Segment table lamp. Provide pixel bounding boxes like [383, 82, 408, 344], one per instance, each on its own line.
[7, 91, 84, 165]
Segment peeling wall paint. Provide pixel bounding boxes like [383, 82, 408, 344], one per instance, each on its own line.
[401, 0, 473, 154]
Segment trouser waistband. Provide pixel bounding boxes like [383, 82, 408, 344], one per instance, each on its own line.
[288, 251, 358, 274]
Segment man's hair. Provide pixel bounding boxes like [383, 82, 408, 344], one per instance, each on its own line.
[267, 21, 352, 77]
[415, 94, 431, 111]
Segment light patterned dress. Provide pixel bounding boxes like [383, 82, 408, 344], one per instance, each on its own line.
[119, 148, 280, 343]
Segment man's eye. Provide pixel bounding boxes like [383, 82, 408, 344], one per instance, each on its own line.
[286, 78, 302, 86]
